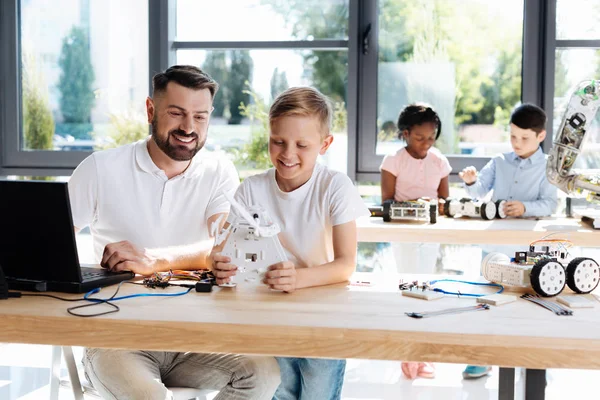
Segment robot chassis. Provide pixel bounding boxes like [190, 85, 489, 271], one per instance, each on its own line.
[214, 192, 287, 286]
[481, 240, 599, 297]
[369, 198, 437, 223]
[444, 198, 507, 220]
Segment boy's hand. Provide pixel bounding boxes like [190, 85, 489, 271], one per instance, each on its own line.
[503, 201, 525, 217]
[211, 252, 237, 285]
[264, 261, 297, 293]
[459, 166, 478, 185]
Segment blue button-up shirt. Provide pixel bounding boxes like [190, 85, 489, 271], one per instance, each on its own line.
[464, 147, 558, 217]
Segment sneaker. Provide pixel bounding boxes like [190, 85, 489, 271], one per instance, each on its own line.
[462, 365, 492, 379]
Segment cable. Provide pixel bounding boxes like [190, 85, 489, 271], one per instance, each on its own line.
[427, 279, 504, 297]
[14, 280, 193, 318]
[68, 281, 192, 317]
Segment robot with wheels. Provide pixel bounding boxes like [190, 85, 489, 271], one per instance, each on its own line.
[212, 192, 287, 287]
[369, 198, 437, 224]
[547, 80, 600, 204]
[444, 198, 507, 220]
[481, 238, 600, 297]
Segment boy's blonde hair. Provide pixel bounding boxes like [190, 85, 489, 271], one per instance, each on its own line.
[269, 87, 332, 137]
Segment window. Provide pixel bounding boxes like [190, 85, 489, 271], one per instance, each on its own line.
[1, 0, 148, 174]
[357, 0, 525, 179]
[173, 0, 351, 178]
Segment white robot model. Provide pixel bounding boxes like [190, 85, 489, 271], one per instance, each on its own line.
[213, 193, 287, 286]
[444, 198, 507, 220]
[481, 239, 600, 297]
[547, 80, 600, 203]
[369, 198, 437, 223]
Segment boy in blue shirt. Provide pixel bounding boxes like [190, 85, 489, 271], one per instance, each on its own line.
[458, 103, 558, 379]
[459, 103, 558, 218]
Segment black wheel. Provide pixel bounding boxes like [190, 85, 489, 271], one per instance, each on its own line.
[480, 202, 496, 220]
[446, 199, 457, 218]
[443, 198, 452, 217]
[429, 204, 437, 224]
[530, 259, 566, 297]
[566, 257, 600, 294]
[383, 200, 392, 222]
[495, 200, 507, 219]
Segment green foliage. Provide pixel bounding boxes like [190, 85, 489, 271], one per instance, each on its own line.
[270, 67, 289, 102]
[332, 101, 347, 133]
[272, 0, 523, 150]
[232, 86, 271, 170]
[58, 26, 95, 124]
[100, 111, 148, 149]
[22, 53, 55, 181]
[202, 51, 228, 117]
[263, 0, 348, 102]
[227, 51, 253, 124]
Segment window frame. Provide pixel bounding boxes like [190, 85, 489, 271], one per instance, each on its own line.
[0, 0, 565, 183]
[355, 0, 551, 183]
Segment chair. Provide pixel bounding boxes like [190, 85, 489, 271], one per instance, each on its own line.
[49, 346, 216, 400]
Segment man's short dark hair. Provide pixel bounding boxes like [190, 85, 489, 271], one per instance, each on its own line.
[510, 103, 547, 134]
[152, 65, 219, 99]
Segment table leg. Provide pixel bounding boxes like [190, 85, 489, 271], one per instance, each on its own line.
[525, 369, 546, 400]
[498, 367, 515, 400]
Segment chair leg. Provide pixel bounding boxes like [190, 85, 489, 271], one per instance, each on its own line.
[49, 346, 62, 400]
[63, 346, 85, 400]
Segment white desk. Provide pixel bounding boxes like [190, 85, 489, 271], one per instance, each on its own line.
[357, 216, 599, 246]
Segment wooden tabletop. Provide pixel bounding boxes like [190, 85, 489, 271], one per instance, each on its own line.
[358, 215, 600, 246]
[2, 275, 600, 370]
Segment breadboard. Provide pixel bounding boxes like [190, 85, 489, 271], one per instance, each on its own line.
[556, 294, 595, 308]
[401, 290, 445, 300]
[476, 293, 517, 306]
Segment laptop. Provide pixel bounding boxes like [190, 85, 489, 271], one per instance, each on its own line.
[0, 180, 134, 293]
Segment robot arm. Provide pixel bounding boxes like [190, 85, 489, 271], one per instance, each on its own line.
[547, 80, 600, 203]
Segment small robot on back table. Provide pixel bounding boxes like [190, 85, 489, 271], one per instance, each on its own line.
[481, 238, 600, 297]
[369, 198, 437, 224]
[444, 198, 507, 220]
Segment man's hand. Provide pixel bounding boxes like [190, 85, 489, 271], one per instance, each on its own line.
[264, 261, 297, 293]
[212, 252, 237, 285]
[458, 166, 478, 185]
[101, 241, 161, 276]
[503, 201, 526, 217]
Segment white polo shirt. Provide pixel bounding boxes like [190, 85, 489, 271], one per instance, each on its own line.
[68, 137, 239, 262]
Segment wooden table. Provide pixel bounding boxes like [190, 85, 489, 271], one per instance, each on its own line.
[2, 277, 600, 370]
[358, 215, 600, 246]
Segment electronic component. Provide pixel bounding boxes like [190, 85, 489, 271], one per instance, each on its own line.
[406, 304, 490, 318]
[369, 198, 437, 223]
[476, 293, 517, 306]
[521, 294, 573, 315]
[481, 237, 599, 297]
[556, 294, 594, 308]
[401, 289, 445, 300]
[444, 198, 507, 220]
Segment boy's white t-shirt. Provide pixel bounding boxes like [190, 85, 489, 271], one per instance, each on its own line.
[230, 163, 370, 269]
[68, 137, 239, 262]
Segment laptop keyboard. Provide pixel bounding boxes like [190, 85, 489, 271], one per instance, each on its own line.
[81, 268, 110, 280]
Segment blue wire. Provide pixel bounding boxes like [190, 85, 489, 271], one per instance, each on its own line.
[84, 282, 192, 303]
[427, 279, 504, 297]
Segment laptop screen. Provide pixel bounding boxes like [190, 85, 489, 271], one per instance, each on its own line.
[0, 180, 82, 284]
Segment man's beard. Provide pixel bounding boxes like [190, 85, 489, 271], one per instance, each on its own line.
[151, 118, 206, 161]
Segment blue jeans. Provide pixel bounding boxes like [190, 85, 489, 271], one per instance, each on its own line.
[273, 357, 345, 400]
